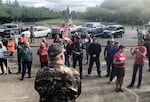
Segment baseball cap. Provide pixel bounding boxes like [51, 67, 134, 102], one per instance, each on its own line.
[48, 43, 63, 58]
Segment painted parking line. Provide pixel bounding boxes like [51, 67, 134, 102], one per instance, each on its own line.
[123, 86, 139, 102]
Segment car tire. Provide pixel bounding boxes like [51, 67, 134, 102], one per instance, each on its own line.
[120, 32, 123, 37]
[47, 33, 51, 38]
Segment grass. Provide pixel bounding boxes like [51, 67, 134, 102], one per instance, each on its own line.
[36, 19, 90, 25]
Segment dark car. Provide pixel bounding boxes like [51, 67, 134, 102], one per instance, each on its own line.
[102, 25, 125, 38]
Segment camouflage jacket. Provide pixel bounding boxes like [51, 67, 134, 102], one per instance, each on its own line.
[35, 64, 81, 102]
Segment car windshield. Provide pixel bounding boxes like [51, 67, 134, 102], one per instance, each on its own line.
[106, 26, 116, 30]
[83, 24, 93, 27]
[0, 25, 6, 29]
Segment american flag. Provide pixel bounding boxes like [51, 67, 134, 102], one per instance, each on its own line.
[63, 19, 73, 37]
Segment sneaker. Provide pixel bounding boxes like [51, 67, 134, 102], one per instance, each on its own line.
[105, 74, 109, 77]
[119, 88, 124, 92]
[127, 84, 134, 88]
[115, 88, 119, 92]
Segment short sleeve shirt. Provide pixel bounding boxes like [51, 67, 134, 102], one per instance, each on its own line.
[114, 52, 126, 68]
[134, 46, 147, 64]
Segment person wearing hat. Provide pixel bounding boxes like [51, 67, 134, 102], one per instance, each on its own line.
[113, 45, 126, 92]
[88, 38, 102, 77]
[127, 40, 147, 88]
[71, 36, 84, 79]
[35, 43, 81, 102]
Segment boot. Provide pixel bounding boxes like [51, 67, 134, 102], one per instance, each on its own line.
[98, 71, 101, 77]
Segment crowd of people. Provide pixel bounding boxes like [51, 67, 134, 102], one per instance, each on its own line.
[0, 34, 33, 80]
[0, 28, 150, 101]
[51, 33, 149, 93]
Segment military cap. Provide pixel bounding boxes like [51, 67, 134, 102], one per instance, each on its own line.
[48, 43, 63, 58]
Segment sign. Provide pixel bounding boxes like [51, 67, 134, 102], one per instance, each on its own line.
[3, 51, 11, 59]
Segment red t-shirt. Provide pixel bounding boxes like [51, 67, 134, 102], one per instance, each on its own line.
[134, 46, 147, 64]
[114, 52, 126, 68]
[37, 48, 48, 62]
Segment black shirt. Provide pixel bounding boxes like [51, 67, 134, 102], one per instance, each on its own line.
[71, 42, 84, 57]
[88, 43, 101, 58]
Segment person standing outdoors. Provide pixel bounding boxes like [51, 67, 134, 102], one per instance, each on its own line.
[143, 34, 150, 71]
[104, 40, 114, 77]
[30, 26, 34, 43]
[127, 40, 147, 88]
[37, 43, 48, 68]
[20, 42, 33, 80]
[84, 34, 92, 64]
[22, 34, 29, 43]
[88, 38, 102, 77]
[113, 45, 126, 92]
[7, 38, 15, 57]
[71, 36, 84, 79]
[1, 36, 8, 48]
[16, 37, 25, 74]
[108, 41, 120, 83]
[35, 43, 81, 102]
[42, 38, 49, 48]
[63, 37, 72, 67]
[0, 41, 9, 74]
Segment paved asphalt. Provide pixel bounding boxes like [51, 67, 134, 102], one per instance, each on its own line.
[0, 26, 150, 102]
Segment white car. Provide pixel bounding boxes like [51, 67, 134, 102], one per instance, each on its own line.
[21, 26, 51, 38]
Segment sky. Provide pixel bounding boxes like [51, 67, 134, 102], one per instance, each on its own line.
[3, 0, 104, 11]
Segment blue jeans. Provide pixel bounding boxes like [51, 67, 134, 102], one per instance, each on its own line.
[21, 61, 32, 78]
[130, 64, 144, 87]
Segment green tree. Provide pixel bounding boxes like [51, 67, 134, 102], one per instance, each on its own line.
[14, 0, 19, 6]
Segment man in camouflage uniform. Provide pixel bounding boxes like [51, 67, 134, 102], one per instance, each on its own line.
[35, 43, 81, 102]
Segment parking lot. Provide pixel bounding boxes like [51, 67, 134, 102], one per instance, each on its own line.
[0, 26, 150, 102]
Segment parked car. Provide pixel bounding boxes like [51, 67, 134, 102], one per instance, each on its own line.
[102, 25, 125, 38]
[77, 22, 105, 37]
[51, 23, 78, 38]
[0, 23, 19, 38]
[51, 23, 65, 38]
[21, 26, 51, 38]
[3, 23, 18, 29]
[0, 25, 7, 33]
[70, 30, 88, 39]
